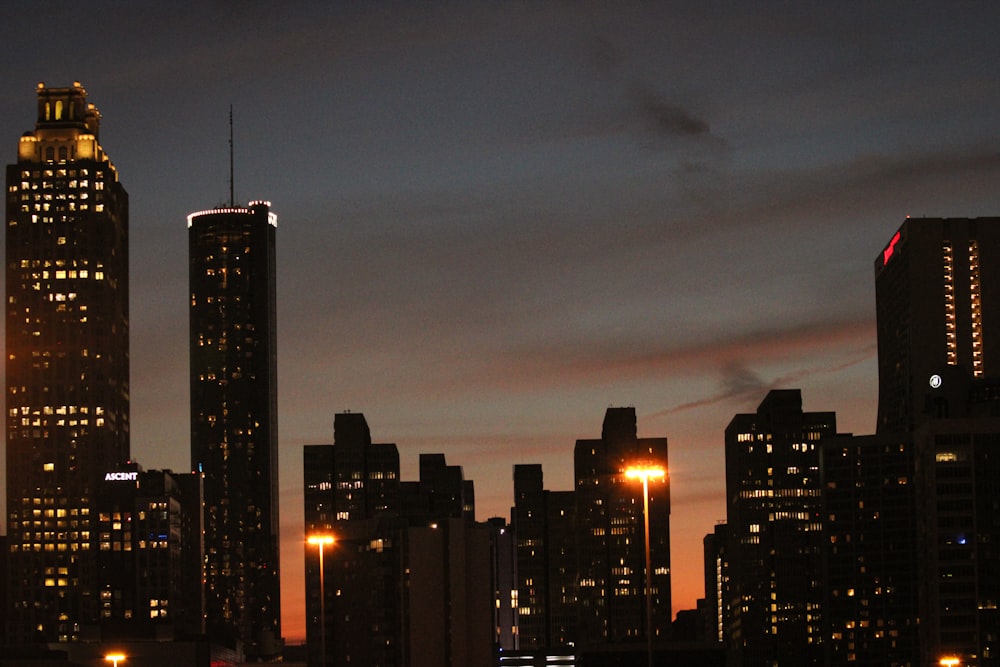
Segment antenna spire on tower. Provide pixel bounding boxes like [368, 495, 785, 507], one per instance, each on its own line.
[229, 105, 235, 207]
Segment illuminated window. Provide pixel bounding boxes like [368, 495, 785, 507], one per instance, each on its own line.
[970, 240, 983, 377]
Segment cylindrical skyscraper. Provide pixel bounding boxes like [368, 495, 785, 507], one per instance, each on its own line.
[188, 201, 281, 659]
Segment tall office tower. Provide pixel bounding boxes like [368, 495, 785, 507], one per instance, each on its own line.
[724, 389, 835, 666]
[511, 464, 578, 650]
[821, 434, 919, 665]
[5, 82, 130, 644]
[875, 217, 1000, 434]
[574, 407, 670, 648]
[188, 201, 280, 659]
[873, 217, 1000, 664]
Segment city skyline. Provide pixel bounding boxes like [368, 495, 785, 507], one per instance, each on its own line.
[2, 2, 1000, 642]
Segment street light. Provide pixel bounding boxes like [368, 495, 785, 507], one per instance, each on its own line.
[307, 534, 335, 667]
[105, 654, 126, 667]
[940, 658, 961, 667]
[625, 465, 666, 667]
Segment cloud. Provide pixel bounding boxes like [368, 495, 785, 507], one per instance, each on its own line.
[651, 346, 875, 419]
[629, 84, 711, 137]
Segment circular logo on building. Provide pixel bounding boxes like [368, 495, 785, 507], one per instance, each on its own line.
[929, 374, 943, 389]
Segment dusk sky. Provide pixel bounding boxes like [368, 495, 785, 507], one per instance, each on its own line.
[3, 2, 1000, 642]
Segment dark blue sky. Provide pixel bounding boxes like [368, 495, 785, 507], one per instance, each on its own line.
[2, 1, 1000, 637]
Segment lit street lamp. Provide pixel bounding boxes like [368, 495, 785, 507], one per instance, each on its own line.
[307, 534, 335, 667]
[940, 658, 961, 667]
[625, 465, 666, 667]
[105, 654, 126, 667]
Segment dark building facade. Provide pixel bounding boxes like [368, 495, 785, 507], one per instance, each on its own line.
[94, 465, 205, 640]
[702, 522, 729, 646]
[188, 201, 280, 658]
[303, 412, 493, 667]
[724, 389, 835, 666]
[870, 217, 1000, 665]
[511, 464, 577, 651]
[4, 82, 130, 644]
[821, 433, 920, 665]
[574, 407, 671, 648]
[303, 413, 401, 667]
[875, 217, 1000, 435]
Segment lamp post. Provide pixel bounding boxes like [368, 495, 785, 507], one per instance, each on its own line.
[625, 465, 666, 667]
[104, 654, 125, 667]
[307, 534, 335, 667]
[940, 658, 961, 667]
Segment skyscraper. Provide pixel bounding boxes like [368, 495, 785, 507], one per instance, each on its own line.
[574, 407, 671, 648]
[724, 389, 835, 666]
[303, 413, 401, 667]
[872, 217, 1000, 664]
[303, 412, 493, 667]
[821, 433, 920, 665]
[875, 217, 1000, 434]
[5, 82, 130, 644]
[188, 201, 280, 658]
[511, 464, 577, 650]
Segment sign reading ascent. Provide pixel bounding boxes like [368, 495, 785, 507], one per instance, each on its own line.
[105, 471, 138, 481]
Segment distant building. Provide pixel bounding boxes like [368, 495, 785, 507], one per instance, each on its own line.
[303, 412, 494, 667]
[511, 464, 577, 650]
[871, 217, 1000, 664]
[875, 217, 1000, 435]
[702, 523, 729, 645]
[188, 200, 281, 659]
[4, 82, 130, 644]
[94, 465, 205, 640]
[487, 517, 518, 652]
[303, 413, 401, 667]
[404, 518, 495, 667]
[724, 389, 835, 666]
[574, 407, 671, 648]
[821, 433, 920, 665]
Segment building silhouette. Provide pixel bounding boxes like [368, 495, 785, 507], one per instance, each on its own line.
[872, 218, 1000, 664]
[303, 412, 493, 667]
[574, 407, 671, 648]
[4, 82, 130, 644]
[511, 464, 577, 650]
[188, 201, 281, 659]
[875, 217, 1000, 435]
[820, 433, 920, 664]
[303, 412, 401, 667]
[723, 389, 835, 665]
[702, 522, 729, 645]
[94, 465, 205, 640]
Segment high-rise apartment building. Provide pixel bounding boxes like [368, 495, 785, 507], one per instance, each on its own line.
[724, 389, 835, 666]
[574, 407, 671, 648]
[188, 201, 280, 658]
[303, 413, 401, 667]
[5, 82, 130, 644]
[303, 413, 493, 667]
[821, 434, 920, 665]
[511, 464, 578, 650]
[875, 217, 1000, 434]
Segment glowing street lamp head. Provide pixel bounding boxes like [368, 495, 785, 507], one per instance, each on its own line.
[624, 465, 666, 481]
[939, 658, 961, 667]
[307, 534, 335, 547]
[105, 654, 125, 667]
